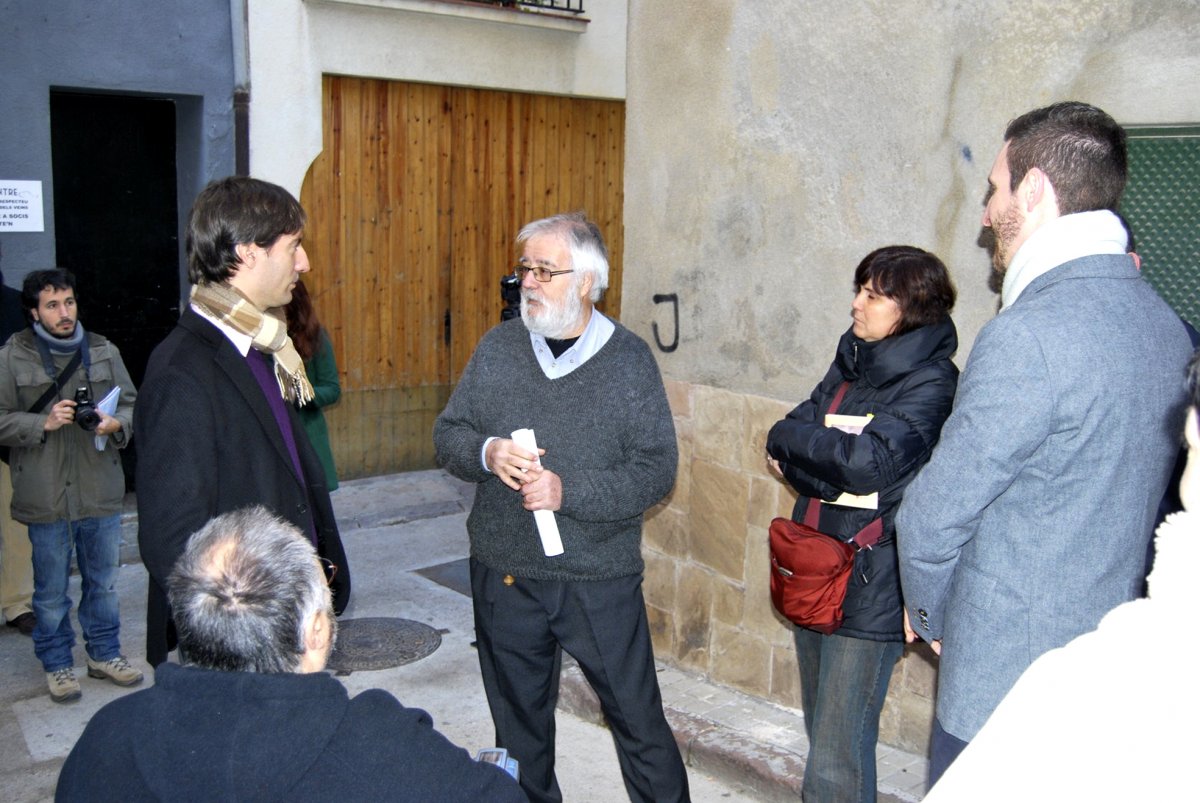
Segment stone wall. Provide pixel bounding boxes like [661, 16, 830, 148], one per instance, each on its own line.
[624, 0, 1200, 754]
[621, 1, 1200, 400]
[643, 378, 938, 751]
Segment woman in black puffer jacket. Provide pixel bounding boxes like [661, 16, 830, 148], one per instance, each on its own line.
[766, 245, 958, 803]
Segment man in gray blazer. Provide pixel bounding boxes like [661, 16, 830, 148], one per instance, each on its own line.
[897, 101, 1193, 786]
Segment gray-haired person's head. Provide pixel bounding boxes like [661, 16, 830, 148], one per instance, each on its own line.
[168, 506, 334, 674]
[517, 212, 610, 303]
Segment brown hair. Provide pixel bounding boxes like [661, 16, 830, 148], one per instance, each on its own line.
[284, 280, 321, 361]
[186, 176, 306, 286]
[1004, 102, 1127, 215]
[853, 246, 956, 337]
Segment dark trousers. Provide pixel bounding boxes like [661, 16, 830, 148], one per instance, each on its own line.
[470, 559, 690, 803]
[927, 717, 970, 790]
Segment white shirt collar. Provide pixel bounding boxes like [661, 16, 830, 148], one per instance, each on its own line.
[191, 302, 253, 356]
[528, 308, 615, 379]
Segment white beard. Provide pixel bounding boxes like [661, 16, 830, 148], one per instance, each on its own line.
[521, 286, 585, 339]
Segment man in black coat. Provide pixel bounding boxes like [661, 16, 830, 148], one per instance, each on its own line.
[59, 507, 523, 802]
[136, 177, 350, 666]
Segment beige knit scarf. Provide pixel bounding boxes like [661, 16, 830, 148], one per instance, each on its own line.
[190, 282, 315, 405]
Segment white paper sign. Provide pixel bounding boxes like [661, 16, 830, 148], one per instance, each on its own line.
[0, 181, 44, 232]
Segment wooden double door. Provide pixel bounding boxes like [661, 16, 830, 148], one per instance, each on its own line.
[300, 76, 625, 477]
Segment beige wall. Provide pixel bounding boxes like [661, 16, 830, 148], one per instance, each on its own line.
[623, 0, 1200, 753]
[622, 1, 1200, 394]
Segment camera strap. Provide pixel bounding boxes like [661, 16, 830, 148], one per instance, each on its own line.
[27, 344, 84, 415]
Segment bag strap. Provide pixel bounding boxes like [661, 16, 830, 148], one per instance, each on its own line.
[801, 381, 852, 528]
[848, 517, 883, 550]
[800, 381, 883, 549]
[826, 380, 850, 417]
[26, 350, 83, 416]
[805, 502, 883, 550]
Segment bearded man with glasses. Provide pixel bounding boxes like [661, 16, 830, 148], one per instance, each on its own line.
[434, 212, 690, 803]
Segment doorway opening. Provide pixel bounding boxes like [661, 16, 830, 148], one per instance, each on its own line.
[50, 90, 185, 488]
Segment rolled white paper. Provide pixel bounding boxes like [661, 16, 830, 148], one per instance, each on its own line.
[511, 428, 564, 557]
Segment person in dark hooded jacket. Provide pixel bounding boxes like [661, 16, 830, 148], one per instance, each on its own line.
[766, 245, 958, 803]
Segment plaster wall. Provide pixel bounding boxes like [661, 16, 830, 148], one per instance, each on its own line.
[623, 0, 1200, 396]
[624, 0, 1200, 755]
[246, 0, 628, 196]
[0, 0, 237, 284]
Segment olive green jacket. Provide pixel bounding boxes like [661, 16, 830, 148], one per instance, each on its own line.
[0, 328, 135, 524]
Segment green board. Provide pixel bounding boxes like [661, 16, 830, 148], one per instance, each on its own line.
[1123, 126, 1200, 330]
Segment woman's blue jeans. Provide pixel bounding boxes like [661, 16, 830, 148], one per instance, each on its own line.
[794, 627, 903, 803]
[27, 514, 123, 672]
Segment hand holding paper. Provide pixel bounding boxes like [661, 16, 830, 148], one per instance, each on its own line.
[511, 428, 564, 557]
[94, 386, 122, 451]
[823, 412, 879, 510]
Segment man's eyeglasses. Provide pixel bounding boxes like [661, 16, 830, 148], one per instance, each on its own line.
[514, 264, 575, 283]
[318, 556, 338, 587]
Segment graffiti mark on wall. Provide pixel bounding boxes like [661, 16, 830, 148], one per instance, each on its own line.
[652, 293, 678, 353]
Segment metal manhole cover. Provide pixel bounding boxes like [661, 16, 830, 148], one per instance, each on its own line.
[327, 617, 442, 673]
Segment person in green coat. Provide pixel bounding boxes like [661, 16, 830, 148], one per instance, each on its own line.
[285, 281, 340, 491]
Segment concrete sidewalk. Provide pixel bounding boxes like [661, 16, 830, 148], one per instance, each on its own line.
[0, 469, 927, 802]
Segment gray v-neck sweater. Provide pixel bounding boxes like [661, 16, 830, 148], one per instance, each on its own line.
[434, 318, 677, 580]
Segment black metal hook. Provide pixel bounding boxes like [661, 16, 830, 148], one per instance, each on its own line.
[652, 293, 678, 353]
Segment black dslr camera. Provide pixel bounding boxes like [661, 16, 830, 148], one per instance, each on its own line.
[500, 273, 522, 322]
[73, 386, 102, 432]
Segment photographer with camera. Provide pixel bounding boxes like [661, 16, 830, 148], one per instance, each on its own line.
[0, 268, 141, 703]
